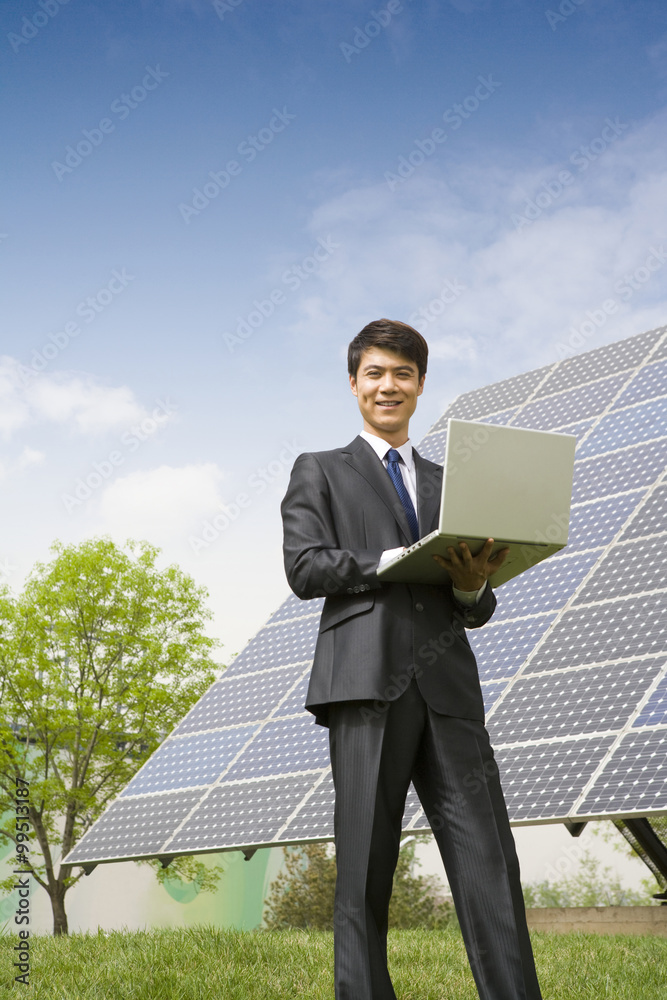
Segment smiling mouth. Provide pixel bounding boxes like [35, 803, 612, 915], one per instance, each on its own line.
[377, 400, 401, 407]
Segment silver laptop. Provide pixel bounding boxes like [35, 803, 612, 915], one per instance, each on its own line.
[377, 419, 576, 587]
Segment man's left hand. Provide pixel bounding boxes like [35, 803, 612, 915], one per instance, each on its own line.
[432, 538, 509, 591]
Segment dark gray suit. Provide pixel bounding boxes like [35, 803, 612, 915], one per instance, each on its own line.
[281, 435, 542, 1000]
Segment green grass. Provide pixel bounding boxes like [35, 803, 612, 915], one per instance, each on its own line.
[1, 926, 666, 998]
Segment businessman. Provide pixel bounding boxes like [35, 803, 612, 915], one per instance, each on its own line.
[281, 319, 542, 1000]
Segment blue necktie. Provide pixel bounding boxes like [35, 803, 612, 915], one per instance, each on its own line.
[385, 448, 419, 543]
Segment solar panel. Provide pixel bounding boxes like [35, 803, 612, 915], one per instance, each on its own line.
[65, 324, 667, 868]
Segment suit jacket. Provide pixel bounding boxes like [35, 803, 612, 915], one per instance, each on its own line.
[281, 435, 496, 725]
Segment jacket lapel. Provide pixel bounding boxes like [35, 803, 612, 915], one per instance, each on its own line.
[343, 436, 414, 545]
[414, 450, 442, 535]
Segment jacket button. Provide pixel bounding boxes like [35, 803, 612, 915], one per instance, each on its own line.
[415, 602, 424, 612]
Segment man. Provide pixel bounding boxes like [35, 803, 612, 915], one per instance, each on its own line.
[281, 319, 542, 1000]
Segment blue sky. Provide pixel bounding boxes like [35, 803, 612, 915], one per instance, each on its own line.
[3, 0, 667, 660]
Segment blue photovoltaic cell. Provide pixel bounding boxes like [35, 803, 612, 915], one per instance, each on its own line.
[574, 536, 667, 604]
[611, 358, 667, 409]
[618, 484, 667, 541]
[427, 406, 518, 438]
[511, 373, 627, 431]
[534, 328, 664, 397]
[487, 660, 662, 745]
[409, 812, 432, 831]
[566, 493, 643, 551]
[492, 551, 599, 621]
[223, 616, 319, 677]
[65, 790, 206, 862]
[572, 439, 667, 502]
[279, 771, 335, 841]
[577, 729, 667, 815]
[525, 592, 667, 673]
[495, 737, 616, 822]
[560, 419, 595, 444]
[575, 397, 667, 460]
[403, 784, 427, 827]
[418, 428, 447, 464]
[478, 407, 520, 427]
[121, 727, 257, 796]
[650, 331, 667, 361]
[167, 775, 317, 852]
[469, 615, 557, 682]
[481, 681, 507, 713]
[267, 593, 323, 624]
[633, 669, 667, 728]
[223, 716, 330, 781]
[446, 367, 550, 420]
[172, 664, 306, 734]
[274, 672, 311, 717]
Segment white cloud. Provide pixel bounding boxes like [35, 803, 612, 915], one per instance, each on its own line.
[17, 447, 45, 469]
[0, 358, 151, 439]
[0, 358, 30, 438]
[429, 334, 478, 363]
[281, 107, 667, 393]
[26, 376, 146, 433]
[96, 463, 226, 546]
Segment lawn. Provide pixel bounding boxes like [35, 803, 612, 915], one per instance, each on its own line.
[2, 926, 666, 998]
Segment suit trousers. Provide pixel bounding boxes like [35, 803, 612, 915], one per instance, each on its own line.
[328, 678, 542, 1000]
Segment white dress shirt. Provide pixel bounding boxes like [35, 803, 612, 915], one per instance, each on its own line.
[359, 430, 486, 605]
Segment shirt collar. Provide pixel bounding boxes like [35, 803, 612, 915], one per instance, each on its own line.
[360, 430, 414, 470]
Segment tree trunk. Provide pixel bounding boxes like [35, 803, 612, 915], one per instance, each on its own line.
[50, 883, 69, 936]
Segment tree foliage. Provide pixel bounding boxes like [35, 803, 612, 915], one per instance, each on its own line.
[138, 854, 224, 895]
[0, 538, 221, 934]
[264, 836, 454, 930]
[522, 848, 659, 908]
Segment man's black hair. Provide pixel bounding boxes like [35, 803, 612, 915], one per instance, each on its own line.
[347, 318, 428, 381]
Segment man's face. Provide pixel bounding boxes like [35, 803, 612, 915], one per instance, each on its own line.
[349, 347, 425, 444]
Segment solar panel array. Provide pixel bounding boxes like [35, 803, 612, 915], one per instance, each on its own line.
[66, 326, 667, 866]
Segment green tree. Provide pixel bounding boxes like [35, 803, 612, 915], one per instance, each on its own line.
[0, 538, 221, 935]
[522, 848, 659, 908]
[264, 836, 453, 930]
